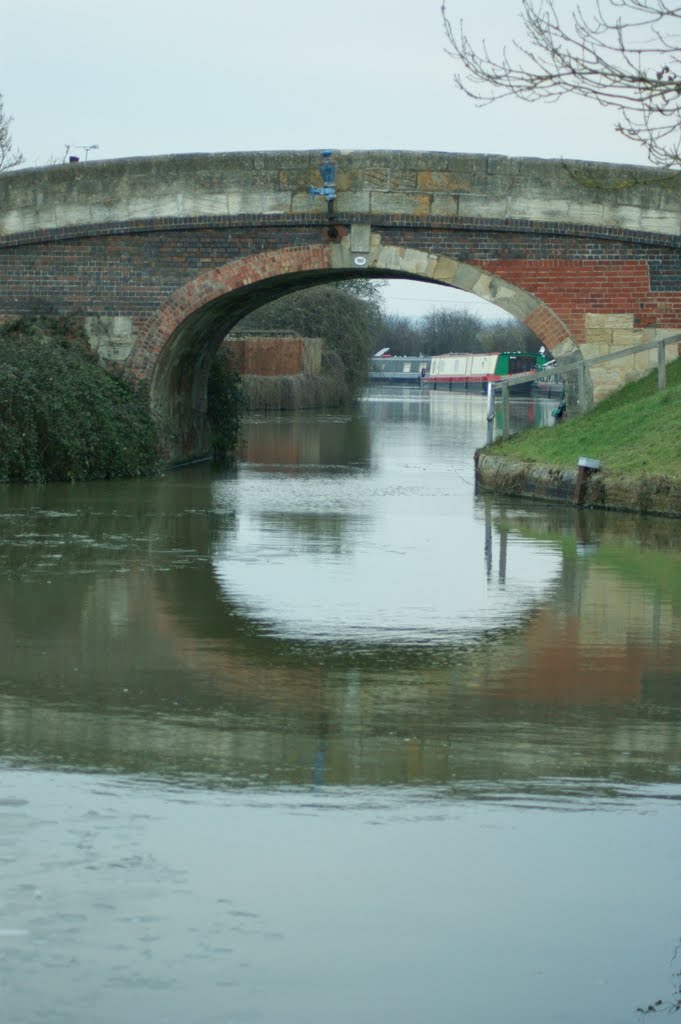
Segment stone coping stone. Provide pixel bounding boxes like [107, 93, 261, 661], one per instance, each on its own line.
[475, 451, 681, 518]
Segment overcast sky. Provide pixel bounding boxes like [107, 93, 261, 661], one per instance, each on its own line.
[2, 0, 649, 321]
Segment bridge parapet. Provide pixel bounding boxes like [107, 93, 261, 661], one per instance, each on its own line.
[2, 151, 681, 238]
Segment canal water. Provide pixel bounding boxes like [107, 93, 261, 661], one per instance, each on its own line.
[1, 387, 680, 1024]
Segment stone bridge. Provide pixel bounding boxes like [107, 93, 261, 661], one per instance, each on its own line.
[2, 150, 681, 462]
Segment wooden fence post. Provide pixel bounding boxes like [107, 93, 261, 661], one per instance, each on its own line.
[502, 382, 510, 440]
[658, 339, 667, 392]
[577, 362, 586, 411]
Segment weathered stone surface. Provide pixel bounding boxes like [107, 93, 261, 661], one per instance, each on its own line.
[416, 170, 470, 193]
[350, 224, 372, 253]
[369, 192, 431, 216]
[476, 453, 681, 518]
[430, 194, 461, 217]
[84, 316, 135, 363]
[457, 195, 510, 218]
[4, 150, 681, 237]
[375, 245, 435, 276]
[452, 264, 484, 291]
[431, 255, 461, 283]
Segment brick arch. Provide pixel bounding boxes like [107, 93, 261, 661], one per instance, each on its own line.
[129, 242, 578, 463]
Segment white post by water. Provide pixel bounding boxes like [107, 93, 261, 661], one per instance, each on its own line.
[486, 382, 495, 445]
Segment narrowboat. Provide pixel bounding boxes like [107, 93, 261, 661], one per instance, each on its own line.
[369, 354, 432, 385]
[422, 351, 552, 394]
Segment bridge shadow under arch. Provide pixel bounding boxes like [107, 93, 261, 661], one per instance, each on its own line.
[126, 241, 579, 463]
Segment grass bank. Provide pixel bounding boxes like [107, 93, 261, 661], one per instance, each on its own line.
[493, 359, 681, 478]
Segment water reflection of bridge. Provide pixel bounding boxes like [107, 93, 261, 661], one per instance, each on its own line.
[1, 464, 680, 790]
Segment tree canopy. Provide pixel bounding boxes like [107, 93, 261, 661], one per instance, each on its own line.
[373, 307, 541, 357]
[442, 0, 681, 167]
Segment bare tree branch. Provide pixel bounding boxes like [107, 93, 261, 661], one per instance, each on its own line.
[441, 0, 681, 166]
[0, 94, 24, 172]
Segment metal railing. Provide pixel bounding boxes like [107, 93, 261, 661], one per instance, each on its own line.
[486, 332, 681, 445]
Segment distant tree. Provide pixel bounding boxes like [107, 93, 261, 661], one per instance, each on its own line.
[480, 319, 542, 353]
[336, 277, 386, 306]
[420, 309, 485, 355]
[442, 0, 681, 167]
[0, 94, 23, 172]
[372, 305, 542, 357]
[372, 313, 424, 356]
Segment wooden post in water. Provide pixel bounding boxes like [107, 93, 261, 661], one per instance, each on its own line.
[486, 382, 495, 445]
[502, 382, 510, 440]
[572, 456, 601, 505]
[658, 339, 667, 392]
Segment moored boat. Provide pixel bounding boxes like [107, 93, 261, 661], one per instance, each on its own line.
[422, 351, 553, 394]
[368, 354, 432, 385]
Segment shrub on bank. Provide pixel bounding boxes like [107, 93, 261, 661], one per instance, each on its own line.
[0, 318, 160, 483]
[206, 350, 244, 462]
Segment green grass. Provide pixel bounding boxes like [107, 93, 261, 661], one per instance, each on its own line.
[493, 359, 681, 478]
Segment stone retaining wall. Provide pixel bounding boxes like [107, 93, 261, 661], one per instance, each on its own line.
[475, 452, 681, 517]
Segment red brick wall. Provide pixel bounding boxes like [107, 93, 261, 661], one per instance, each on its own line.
[476, 258, 677, 345]
[228, 336, 320, 376]
[5, 217, 681, 358]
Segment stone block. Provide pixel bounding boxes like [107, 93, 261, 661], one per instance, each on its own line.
[601, 314, 635, 330]
[175, 192, 231, 217]
[369, 192, 431, 216]
[431, 256, 460, 284]
[639, 209, 681, 234]
[225, 190, 292, 215]
[583, 326, 613, 345]
[611, 328, 640, 347]
[507, 196, 573, 222]
[350, 224, 372, 253]
[335, 166, 389, 191]
[430, 194, 461, 217]
[387, 170, 418, 191]
[417, 170, 470, 193]
[633, 349, 657, 371]
[329, 240, 361, 271]
[452, 264, 484, 291]
[491, 286, 541, 319]
[84, 316, 135, 363]
[457, 194, 509, 218]
[471, 272, 496, 299]
[591, 364, 626, 396]
[375, 245, 436, 277]
[604, 204, 644, 231]
[567, 201, 605, 225]
[334, 191, 372, 215]
[580, 342, 611, 361]
[584, 313, 612, 329]
[552, 338, 579, 359]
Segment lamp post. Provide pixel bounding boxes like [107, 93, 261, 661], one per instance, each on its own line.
[309, 150, 338, 238]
